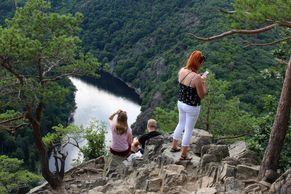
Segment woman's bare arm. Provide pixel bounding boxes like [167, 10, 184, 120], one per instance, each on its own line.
[109, 110, 121, 120]
[128, 132, 133, 144]
[108, 110, 121, 126]
[195, 75, 207, 99]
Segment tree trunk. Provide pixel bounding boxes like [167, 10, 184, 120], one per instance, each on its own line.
[258, 57, 291, 182]
[205, 104, 210, 131]
[26, 107, 63, 189]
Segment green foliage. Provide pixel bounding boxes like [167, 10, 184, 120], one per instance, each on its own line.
[0, 155, 41, 194]
[0, 0, 102, 185]
[43, 121, 106, 162]
[0, 110, 22, 121]
[196, 72, 258, 136]
[233, 0, 291, 24]
[80, 123, 106, 161]
[43, 123, 82, 146]
[247, 115, 291, 171]
[246, 95, 291, 171]
[154, 73, 258, 137]
[153, 107, 178, 133]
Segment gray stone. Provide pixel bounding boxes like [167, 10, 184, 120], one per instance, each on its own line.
[219, 163, 236, 181]
[195, 187, 217, 194]
[164, 186, 190, 194]
[88, 186, 103, 193]
[88, 189, 104, 194]
[222, 157, 240, 166]
[91, 177, 108, 187]
[145, 178, 162, 192]
[162, 164, 187, 187]
[192, 129, 213, 138]
[161, 147, 181, 165]
[103, 153, 127, 177]
[134, 190, 145, 194]
[239, 157, 259, 165]
[229, 141, 248, 158]
[199, 176, 215, 188]
[143, 136, 165, 163]
[191, 129, 213, 155]
[200, 154, 220, 166]
[229, 141, 258, 164]
[190, 137, 212, 155]
[132, 157, 145, 169]
[224, 177, 245, 191]
[134, 167, 152, 190]
[236, 165, 259, 180]
[201, 144, 229, 161]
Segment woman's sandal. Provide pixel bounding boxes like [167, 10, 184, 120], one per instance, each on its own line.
[180, 154, 192, 160]
[170, 147, 181, 152]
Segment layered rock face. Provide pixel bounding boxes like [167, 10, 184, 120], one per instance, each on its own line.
[30, 129, 290, 194]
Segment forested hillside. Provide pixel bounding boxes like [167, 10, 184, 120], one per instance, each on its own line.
[1, 0, 283, 117]
[1, 0, 287, 157]
[66, 0, 289, 170]
[69, 0, 283, 113]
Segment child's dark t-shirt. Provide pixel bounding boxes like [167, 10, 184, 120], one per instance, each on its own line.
[138, 131, 162, 149]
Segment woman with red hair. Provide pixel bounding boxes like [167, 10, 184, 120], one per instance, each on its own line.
[170, 50, 207, 160]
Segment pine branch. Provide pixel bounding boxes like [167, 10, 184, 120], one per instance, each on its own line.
[0, 116, 23, 125]
[42, 71, 80, 83]
[275, 58, 289, 65]
[244, 36, 291, 47]
[190, 23, 278, 41]
[215, 133, 250, 141]
[279, 21, 291, 28]
[218, 9, 236, 14]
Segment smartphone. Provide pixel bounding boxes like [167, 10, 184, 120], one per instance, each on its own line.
[202, 71, 209, 77]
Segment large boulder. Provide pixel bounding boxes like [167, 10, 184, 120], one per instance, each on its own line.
[133, 167, 153, 190]
[201, 144, 229, 161]
[145, 177, 162, 192]
[103, 153, 128, 178]
[218, 163, 236, 182]
[143, 135, 166, 163]
[228, 141, 258, 165]
[161, 164, 188, 193]
[190, 129, 213, 155]
[236, 164, 259, 180]
[199, 144, 229, 168]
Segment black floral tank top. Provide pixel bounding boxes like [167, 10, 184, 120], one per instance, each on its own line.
[178, 71, 201, 106]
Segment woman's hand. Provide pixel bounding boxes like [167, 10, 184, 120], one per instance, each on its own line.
[109, 109, 122, 121]
[201, 75, 207, 83]
[195, 75, 207, 99]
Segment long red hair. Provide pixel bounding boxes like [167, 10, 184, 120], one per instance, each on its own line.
[185, 50, 205, 72]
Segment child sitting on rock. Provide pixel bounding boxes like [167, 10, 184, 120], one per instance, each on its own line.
[131, 119, 162, 154]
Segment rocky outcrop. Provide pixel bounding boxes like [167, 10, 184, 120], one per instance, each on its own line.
[30, 129, 284, 194]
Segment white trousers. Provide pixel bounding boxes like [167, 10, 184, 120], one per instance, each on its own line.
[173, 101, 201, 146]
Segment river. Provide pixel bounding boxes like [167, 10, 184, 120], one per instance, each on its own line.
[49, 74, 141, 171]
